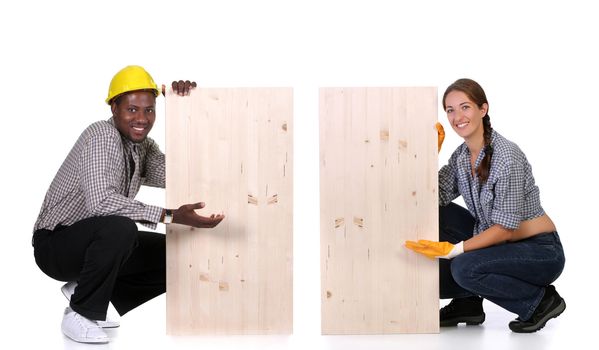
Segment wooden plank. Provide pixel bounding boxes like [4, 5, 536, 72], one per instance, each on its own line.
[165, 88, 293, 335]
[320, 87, 439, 334]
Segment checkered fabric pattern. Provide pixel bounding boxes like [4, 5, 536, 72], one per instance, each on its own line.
[33, 118, 165, 232]
[438, 130, 545, 235]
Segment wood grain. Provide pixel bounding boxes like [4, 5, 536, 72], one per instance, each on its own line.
[320, 87, 439, 334]
[165, 88, 293, 335]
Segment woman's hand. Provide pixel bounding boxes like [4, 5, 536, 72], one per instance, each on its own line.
[405, 239, 463, 259]
[436, 122, 445, 153]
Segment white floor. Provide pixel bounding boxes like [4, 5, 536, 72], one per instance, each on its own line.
[3, 221, 593, 350]
[4, 275, 588, 350]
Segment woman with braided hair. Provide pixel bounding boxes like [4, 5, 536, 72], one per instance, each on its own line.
[405, 78, 565, 333]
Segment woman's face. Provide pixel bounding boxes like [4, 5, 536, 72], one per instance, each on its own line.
[444, 90, 488, 142]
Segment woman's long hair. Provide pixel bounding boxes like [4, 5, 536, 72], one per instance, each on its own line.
[442, 78, 493, 183]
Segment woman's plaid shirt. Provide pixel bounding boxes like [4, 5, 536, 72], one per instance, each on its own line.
[438, 130, 545, 235]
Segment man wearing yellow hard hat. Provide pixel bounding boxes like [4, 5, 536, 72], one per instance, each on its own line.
[32, 65, 225, 344]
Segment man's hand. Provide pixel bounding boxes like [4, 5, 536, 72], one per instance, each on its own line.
[161, 80, 197, 96]
[173, 202, 225, 228]
[436, 122, 445, 153]
[404, 239, 463, 259]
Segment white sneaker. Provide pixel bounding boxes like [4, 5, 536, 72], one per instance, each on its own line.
[61, 307, 109, 343]
[61, 282, 120, 328]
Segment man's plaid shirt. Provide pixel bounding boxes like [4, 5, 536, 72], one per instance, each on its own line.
[34, 117, 165, 232]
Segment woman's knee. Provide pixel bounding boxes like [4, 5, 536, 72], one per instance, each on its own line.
[450, 254, 479, 290]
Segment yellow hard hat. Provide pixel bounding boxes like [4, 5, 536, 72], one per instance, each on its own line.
[106, 65, 159, 104]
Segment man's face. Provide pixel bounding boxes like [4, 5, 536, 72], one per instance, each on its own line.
[111, 91, 156, 143]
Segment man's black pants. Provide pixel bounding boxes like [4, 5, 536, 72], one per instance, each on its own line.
[33, 216, 165, 321]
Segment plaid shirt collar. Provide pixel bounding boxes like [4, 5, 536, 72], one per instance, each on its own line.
[456, 130, 497, 173]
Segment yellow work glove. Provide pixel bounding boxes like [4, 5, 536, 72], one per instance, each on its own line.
[436, 122, 445, 153]
[404, 240, 464, 259]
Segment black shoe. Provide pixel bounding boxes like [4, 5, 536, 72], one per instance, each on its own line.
[509, 285, 566, 333]
[440, 296, 485, 327]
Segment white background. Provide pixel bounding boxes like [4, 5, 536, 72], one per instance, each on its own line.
[0, 0, 596, 349]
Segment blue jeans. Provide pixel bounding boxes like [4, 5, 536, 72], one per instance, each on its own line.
[439, 203, 565, 320]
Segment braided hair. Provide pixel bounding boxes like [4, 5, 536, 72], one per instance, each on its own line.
[442, 79, 494, 183]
